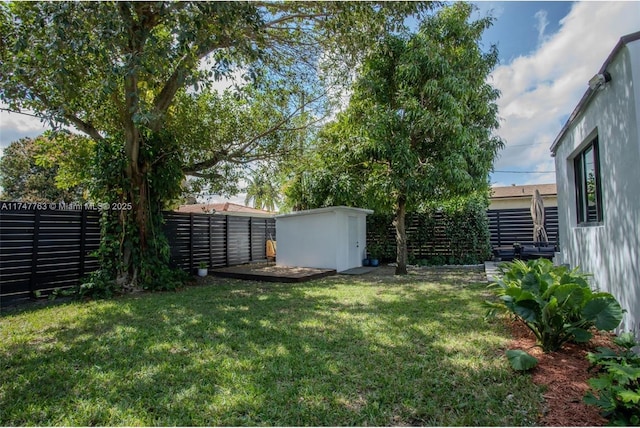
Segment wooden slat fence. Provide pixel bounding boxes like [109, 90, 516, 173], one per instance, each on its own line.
[366, 211, 490, 262]
[0, 203, 275, 305]
[0, 207, 102, 301]
[487, 206, 558, 247]
[367, 207, 559, 262]
[163, 212, 275, 271]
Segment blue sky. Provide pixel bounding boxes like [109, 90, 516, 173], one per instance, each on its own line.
[1, 1, 639, 198]
[479, 2, 573, 64]
[473, 1, 639, 187]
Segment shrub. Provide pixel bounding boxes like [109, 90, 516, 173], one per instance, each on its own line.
[486, 259, 623, 367]
[584, 332, 640, 426]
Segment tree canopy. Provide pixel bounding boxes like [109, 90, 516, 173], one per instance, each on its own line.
[0, 1, 432, 291]
[0, 133, 91, 202]
[285, 3, 503, 274]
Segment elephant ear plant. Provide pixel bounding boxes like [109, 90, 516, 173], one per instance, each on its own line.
[583, 332, 640, 426]
[485, 259, 624, 370]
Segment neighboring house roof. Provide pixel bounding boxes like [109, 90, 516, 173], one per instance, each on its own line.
[551, 31, 640, 154]
[491, 184, 557, 200]
[176, 202, 275, 216]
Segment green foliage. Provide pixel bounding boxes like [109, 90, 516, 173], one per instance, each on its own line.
[34, 131, 95, 195]
[84, 131, 186, 296]
[0, 135, 86, 202]
[486, 259, 624, 356]
[169, 87, 309, 198]
[283, 3, 502, 274]
[584, 332, 640, 425]
[1, 1, 431, 289]
[244, 167, 281, 212]
[506, 349, 539, 372]
[438, 193, 492, 263]
[79, 269, 119, 300]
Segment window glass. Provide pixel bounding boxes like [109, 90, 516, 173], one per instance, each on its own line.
[584, 146, 598, 222]
[574, 137, 602, 224]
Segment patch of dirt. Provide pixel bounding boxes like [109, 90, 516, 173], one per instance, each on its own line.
[507, 319, 616, 426]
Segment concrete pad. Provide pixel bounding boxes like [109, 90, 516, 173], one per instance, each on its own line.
[485, 261, 501, 283]
[339, 266, 377, 275]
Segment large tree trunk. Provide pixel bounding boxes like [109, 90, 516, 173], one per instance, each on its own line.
[394, 194, 408, 275]
[97, 129, 180, 294]
[116, 128, 153, 291]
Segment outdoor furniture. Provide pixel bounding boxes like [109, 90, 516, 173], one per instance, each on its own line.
[520, 243, 556, 261]
[492, 244, 521, 262]
[493, 241, 556, 262]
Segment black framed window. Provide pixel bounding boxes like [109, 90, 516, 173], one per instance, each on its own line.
[574, 136, 603, 224]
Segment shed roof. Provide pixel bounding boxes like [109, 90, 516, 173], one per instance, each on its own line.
[491, 183, 557, 199]
[550, 31, 640, 155]
[276, 206, 373, 219]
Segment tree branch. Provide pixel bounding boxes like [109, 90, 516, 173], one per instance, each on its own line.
[234, 90, 327, 154]
[182, 151, 226, 176]
[264, 12, 329, 28]
[63, 114, 105, 143]
[183, 89, 327, 175]
[151, 7, 329, 132]
[17, 76, 105, 142]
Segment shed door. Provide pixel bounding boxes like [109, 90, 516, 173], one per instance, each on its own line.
[348, 216, 360, 268]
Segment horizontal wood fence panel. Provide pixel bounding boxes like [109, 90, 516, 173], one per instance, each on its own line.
[487, 207, 558, 247]
[367, 208, 558, 263]
[1, 202, 275, 306]
[367, 211, 489, 261]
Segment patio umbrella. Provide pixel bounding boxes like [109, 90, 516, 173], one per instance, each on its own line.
[531, 189, 549, 244]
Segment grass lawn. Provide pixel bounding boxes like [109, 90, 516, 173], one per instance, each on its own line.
[0, 266, 541, 426]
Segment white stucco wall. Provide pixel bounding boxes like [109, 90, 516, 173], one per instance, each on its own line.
[554, 40, 640, 337]
[275, 206, 372, 272]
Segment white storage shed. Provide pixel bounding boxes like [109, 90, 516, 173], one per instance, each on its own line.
[275, 206, 373, 272]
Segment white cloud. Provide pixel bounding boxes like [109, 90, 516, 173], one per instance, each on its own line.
[0, 105, 51, 149]
[492, 1, 640, 184]
[534, 10, 549, 45]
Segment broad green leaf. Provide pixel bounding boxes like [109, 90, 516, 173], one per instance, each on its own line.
[614, 332, 638, 349]
[506, 349, 538, 371]
[542, 296, 558, 326]
[582, 297, 623, 331]
[583, 391, 616, 411]
[505, 287, 535, 302]
[553, 283, 586, 309]
[570, 327, 593, 343]
[617, 389, 640, 404]
[588, 376, 614, 391]
[514, 300, 539, 323]
[587, 347, 620, 363]
[608, 364, 640, 382]
[521, 272, 540, 294]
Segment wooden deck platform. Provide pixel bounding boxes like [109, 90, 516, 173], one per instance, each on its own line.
[211, 263, 336, 283]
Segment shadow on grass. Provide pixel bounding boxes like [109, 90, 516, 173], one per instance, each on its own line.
[0, 272, 541, 426]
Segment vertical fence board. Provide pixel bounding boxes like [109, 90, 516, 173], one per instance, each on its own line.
[28, 210, 41, 296]
[79, 209, 90, 278]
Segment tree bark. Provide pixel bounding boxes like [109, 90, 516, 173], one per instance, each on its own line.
[394, 194, 408, 275]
